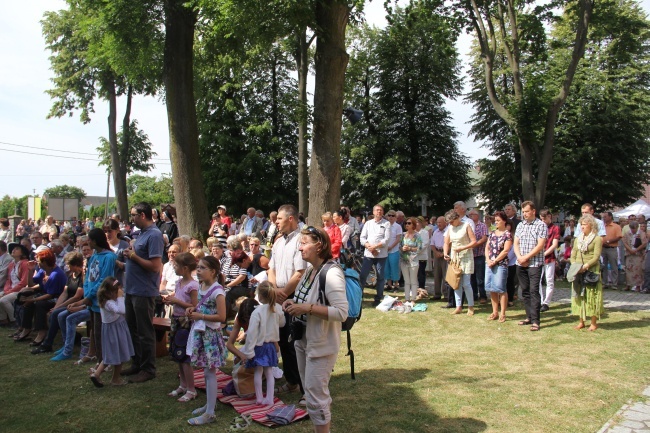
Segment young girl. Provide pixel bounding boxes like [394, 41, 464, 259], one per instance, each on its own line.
[185, 256, 227, 426]
[164, 252, 199, 402]
[90, 277, 134, 387]
[240, 281, 285, 406]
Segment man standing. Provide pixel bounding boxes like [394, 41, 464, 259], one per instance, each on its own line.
[601, 211, 622, 289]
[574, 203, 606, 237]
[268, 204, 307, 396]
[430, 216, 447, 301]
[360, 204, 391, 307]
[122, 202, 164, 383]
[469, 210, 488, 304]
[514, 201, 547, 331]
[539, 209, 560, 312]
[504, 203, 521, 232]
[240, 207, 264, 239]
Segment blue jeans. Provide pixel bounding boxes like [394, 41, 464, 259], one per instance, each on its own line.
[59, 309, 90, 356]
[454, 274, 474, 307]
[471, 255, 486, 299]
[360, 256, 387, 302]
[42, 307, 67, 348]
[485, 265, 508, 294]
[384, 251, 401, 282]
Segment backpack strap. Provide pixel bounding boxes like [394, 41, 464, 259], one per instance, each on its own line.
[317, 261, 335, 306]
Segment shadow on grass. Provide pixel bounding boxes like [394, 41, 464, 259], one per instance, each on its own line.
[331, 367, 487, 433]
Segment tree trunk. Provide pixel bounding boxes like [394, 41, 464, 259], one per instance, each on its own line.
[309, 0, 349, 222]
[295, 27, 311, 217]
[163, 0, 209, 238]
[106, 76, 129, 221]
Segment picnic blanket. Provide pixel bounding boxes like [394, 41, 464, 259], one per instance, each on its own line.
[193, 369, 308, 427]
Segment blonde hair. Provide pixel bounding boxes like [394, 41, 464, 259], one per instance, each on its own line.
[190, 248, 205, 260]
[578, 214, 599, 235]
[256, 281, 277, 313]
[206, 236, 217, 249]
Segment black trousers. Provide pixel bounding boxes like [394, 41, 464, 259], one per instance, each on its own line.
[506, 265, 518, 303]
[417, 260, 427, 289]
[125, 294, 156, 375]
[278, 311, 304, 393]
[517, 266, 543, 325]
[21, 298, 56, 331]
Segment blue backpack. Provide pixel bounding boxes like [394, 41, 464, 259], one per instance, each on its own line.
[318, 261, 363, 379]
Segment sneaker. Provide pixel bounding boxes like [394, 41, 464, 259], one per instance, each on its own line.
[128, 370, 156, 383]
[50, 353, 72, 361]
[540, 304, 550, 312]
[53, 347, 64, 355]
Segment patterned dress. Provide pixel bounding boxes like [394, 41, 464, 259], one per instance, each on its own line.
[487, 230, 513, 268]
[187, 285, 227, 369]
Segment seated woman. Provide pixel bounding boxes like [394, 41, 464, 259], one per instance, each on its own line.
[224, 249, 253, 320]
[0, 243, 30, 330]
[15, 248, 67, 344]
[32, 251, 84, 354]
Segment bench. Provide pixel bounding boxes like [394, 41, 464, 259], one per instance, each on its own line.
[152, 317, 171, 358]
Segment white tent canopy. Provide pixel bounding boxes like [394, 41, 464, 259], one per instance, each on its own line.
[613, 199, 650, 218]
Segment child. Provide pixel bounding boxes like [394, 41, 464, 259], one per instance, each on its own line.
[90, 277, 134, 387]
[163, 252, 199, 402]
[240, 281, 285, 406]
[185, 256, 227, 426]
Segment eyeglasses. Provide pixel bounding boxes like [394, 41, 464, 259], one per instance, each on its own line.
[130, 213, 139, 217]
[405, 222, 412, 225]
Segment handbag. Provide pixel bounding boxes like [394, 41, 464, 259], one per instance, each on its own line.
[579, 250, 600, 284]
[445, 257, 462, 290]
[566, 262, 583, 283]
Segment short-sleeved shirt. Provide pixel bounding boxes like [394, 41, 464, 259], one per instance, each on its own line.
[574, 217, 606, 237]
[221, 256, 248, 286]
[269, 228, 307, 289]
[387, 223, 403, 254]
[488, 231, 513, 268]
[514, 218, 548, 268]
[544, 223, 561, 264]
[473, 222, 488, 257]
[125, 223, 164, 297]
[34, 266, 67, 297]
[172, 279, 199, 317]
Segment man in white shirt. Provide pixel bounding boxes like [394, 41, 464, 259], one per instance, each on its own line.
[268, 204, 308, 396]
[574, 203, 606, 237]
[359, 204, 391, 307]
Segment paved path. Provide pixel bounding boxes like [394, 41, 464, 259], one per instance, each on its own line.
[551, 286, 650, 311]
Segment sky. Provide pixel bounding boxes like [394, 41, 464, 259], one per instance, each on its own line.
[1, 1, 648, 199]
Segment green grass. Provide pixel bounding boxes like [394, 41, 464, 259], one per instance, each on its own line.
[1, 285, 649, 432]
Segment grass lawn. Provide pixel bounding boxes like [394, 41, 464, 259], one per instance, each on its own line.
[2, 282, 649, 433]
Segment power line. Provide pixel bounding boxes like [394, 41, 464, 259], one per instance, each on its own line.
[0, 146, 171, 164]
[0, 140, 170, 162]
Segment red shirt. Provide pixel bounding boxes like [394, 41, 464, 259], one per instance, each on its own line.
[544, 223, 561, 264]
[324, 223, 342, 259]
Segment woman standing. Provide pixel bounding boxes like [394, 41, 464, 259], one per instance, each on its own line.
[484, 211, 513, 322]
[321, 212, 342, 262]
[443, 210, 478, 315]
[160, 211, 179, 263]
[103, 219, 129, 285]
[400, 217, 422, 303]
[283, 227, 348, 433]
[623, 221, 647, 291]
[415, 217, 430, 294]
[332, 210, 351, 251]
[570, 215, 604, 331]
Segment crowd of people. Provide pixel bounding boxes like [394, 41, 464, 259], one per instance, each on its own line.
[0, 199, 647, 429]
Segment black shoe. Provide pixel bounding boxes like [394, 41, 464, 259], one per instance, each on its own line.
[371, 300, 381, 307]
[440, 304, 455, 309]
[120, 366, 141, 376]
[29, 339, 43, 347]
[432, 296, 442, 301]
[31, 345, 52, 355]
[540, 304, 550, 312]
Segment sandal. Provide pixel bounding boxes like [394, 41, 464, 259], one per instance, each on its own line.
[498, 314, 506, 323]
[192, 405, 207, 416]
[228, 415, 252, 431]
[178, 390, 198, 402]
[187, 413, 215, 426]
[90, 375, 104, 388]
[530, 324, 540, 332]
[110, 379, 128, 386]
[74, 356, 97, 365]
[487, 313, 498, 321]
[518, 319, 531, 326]
[168, 386, 187, 397]
[298, 395, 307, 407]
[274, 382, 299, 394]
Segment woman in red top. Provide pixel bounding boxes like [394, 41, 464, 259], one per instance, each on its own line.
[0, 243, 30, 328]
[321, 212, 342, 261]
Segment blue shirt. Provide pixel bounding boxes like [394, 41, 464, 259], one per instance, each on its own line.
[34, 266, 67, 297]
[85, 250, 118, 312]
[245, 218, 255, 236]
[125, 223, 164, 297]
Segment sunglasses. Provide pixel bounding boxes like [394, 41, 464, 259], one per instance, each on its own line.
[303, 226, 324, 242]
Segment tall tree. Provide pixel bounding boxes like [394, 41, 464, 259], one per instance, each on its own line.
[460, 0, 594, 207]
[97, 119, 157, 175]
[163, 0, 209, 237]
[43, 185, 87, 200]
[470, 0, 650, 214]
[342, 2, 471, 215]
[41, 0, 162, 220]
